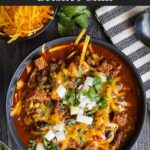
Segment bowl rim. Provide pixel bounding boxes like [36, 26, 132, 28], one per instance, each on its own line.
[0, 6, 58, 43]
[0, 141, 11, 150]
[6, 36, 147, 150]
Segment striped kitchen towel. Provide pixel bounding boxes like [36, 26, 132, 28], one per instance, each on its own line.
[96, 6, 150, 107]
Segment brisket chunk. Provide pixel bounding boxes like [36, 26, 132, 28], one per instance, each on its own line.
[34, 56, 48, 70]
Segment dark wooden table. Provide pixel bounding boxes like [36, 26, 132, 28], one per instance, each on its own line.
[0, 8, 149, 150]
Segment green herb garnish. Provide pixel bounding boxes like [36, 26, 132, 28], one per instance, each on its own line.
[28, 140, 36, 150]
[60, 109, 66, 115]
[67, 118, 76, 125]
[39, 83, 46, 90]
[95, 84, 101, 92]
[43, 137, 58, 150]
[43, 137, 51, 149]
[78, 129, 85, 146]
[65, 89, 79, 106]
[108, 78, 113, 85]
[86, 108, 98, 116]
[76, 78, 82, 84]
[97, 97, 108, 109]
[88, 87, 97, 98]
[93, 76, 101, 85]
[77, 68, 83, 77]
[50, 142, 59, 150]
[87, 87, 100, 101]
[78, 129, 85, 137]
[57, 6, 91, 36]
[64, 130, 69, 136]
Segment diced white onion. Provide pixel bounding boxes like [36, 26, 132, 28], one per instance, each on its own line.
[101, 135, 106, 140]
[87, 101, 96, 110]
[78, 84, 83, 90]
[63, 101, 67, 104]
[99, 73, 107, 82]
[79, 94, 90, 102]
[76, 114, 93, 125]
[53, 123, 64, 131]
[36, 142, 45, 150]
[70, 106, 84, 115]
[56, 131, 66, 141]
[79, 95, 91, 108]
[82, 84, 90, 91]
[56, 85, 66, 98]
[84, 76, 93, 86]
[44, 130, 55, 141]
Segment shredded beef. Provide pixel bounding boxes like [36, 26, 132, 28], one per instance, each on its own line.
[83, 142, 97, 150]
[67, 138, 78, 149]
[110, 132, 126, 150]
[113, 113, 127, 128]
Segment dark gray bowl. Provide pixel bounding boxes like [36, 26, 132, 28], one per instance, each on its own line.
[6, 37, 146, 150]
[0, 7, 57, 43]
[0, 141, 10, 150]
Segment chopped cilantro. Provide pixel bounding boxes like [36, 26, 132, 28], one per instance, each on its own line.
[64, 130, 69, 136]
[78, 129, 85, 146]
[39, 83, 46, 90]
[76, 78, 82, 84]
[94, 96, 101, 102]
[65, 89, 79, 106]
[43, 137, 51, 149]
[67, 118, 76, 125]
[60, 109, 66, 115]
[78, 129, 85, 137]
[88, 87, 97, 98]
[108, 78, 113, 85]
[93, 76, 101, 85]
[79, 138, 84, 146]
[97, 97, 108, 109]
[43, 137, 58, 150]
[28, 140, 36, 150]
[50, 142, 59, 150]
[87, 87, 100, 101]
[57, 6, 91, 36]
[86, 108, 98, 116]
[77, 68, 83, 77]
[95, 84, 101, 92]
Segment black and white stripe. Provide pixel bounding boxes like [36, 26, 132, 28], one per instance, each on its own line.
[96, 6, 150, 101]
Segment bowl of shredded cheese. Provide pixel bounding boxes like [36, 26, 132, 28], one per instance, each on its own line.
[0, 6, 56, 43]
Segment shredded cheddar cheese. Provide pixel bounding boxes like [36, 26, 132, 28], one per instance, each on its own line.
[48, 44, 71, 53]
[74, 28, 86, 45]
[80, 35, 90, 66]
[0, 6, 54, 43]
